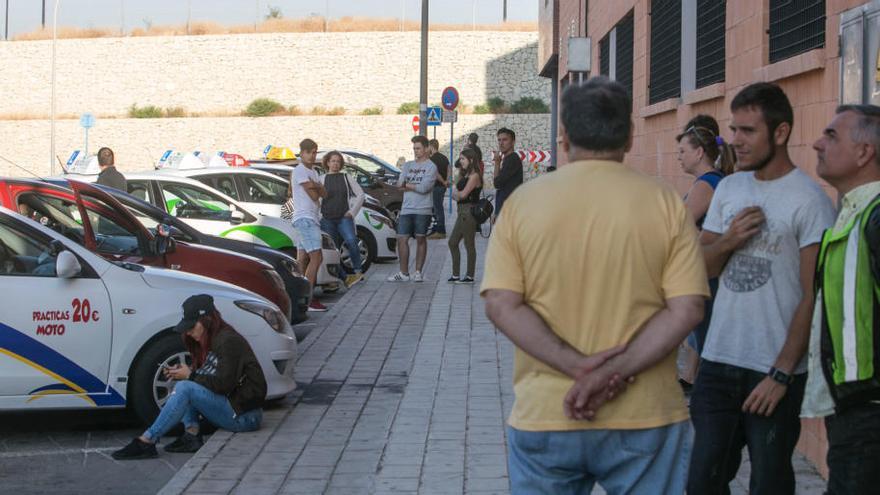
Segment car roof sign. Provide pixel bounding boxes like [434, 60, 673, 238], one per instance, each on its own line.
[266, 146, 296, 160]
[67, 153, 101, 175]
[158, 152, 206, 170]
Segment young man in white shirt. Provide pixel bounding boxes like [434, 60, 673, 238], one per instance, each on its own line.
[291, 138, 328, 312]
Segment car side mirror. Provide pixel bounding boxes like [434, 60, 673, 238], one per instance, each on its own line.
[230, 210, 245, 225]
[56, 251, 82, 279]
[153, 224, 177, 255]
[376, 169, 386, 177]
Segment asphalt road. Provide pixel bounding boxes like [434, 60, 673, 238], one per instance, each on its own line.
[0, 409, 191, 495]
[0, 285, 346, 495]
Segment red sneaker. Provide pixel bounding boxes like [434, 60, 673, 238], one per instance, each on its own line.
[307, 299, 328, 312]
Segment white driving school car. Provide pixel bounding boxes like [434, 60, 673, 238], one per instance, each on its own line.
[0, 206, 297, 424]
[60, 153, 343, 288]
[153, 155, 397, 272]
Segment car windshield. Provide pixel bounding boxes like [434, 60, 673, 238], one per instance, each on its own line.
[344, 152, 401, 174]
[243, 174, 288, 204]
[16, 193, 142, 256]
[159, 182, 239, 222]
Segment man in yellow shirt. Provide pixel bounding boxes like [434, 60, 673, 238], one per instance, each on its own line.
[481, 77, 709, 494]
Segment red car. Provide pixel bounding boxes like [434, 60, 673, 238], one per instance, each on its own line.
[0, 178, 291, 319]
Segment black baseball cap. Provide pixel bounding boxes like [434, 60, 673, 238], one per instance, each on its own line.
[174, 294, 215, 333]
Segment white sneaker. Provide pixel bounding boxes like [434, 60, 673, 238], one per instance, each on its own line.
[412, 271, 424, 282]
[387, 272, 411, 282]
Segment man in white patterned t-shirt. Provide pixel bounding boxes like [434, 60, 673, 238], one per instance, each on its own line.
[688, 82, 835, 494]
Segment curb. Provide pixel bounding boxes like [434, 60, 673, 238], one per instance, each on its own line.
[157, 430, 233, 495]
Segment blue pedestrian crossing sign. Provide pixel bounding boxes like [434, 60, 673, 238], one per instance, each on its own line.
[426, 106, 442, 126]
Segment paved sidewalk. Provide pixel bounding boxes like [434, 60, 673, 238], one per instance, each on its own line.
[159, 237, 827, 495]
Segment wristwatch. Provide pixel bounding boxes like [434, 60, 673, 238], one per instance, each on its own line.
[768, 367, 794, 385]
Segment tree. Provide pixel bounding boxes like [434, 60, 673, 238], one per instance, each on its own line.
[266, 6, 282, 20]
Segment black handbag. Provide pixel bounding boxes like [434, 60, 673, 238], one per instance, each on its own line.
[471, 194, 494, 225]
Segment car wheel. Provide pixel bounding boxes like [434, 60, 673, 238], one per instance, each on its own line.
[128, 333, 190, 425]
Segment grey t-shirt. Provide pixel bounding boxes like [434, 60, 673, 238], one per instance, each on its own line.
[397, 159, 437, 216]
[701, 169, 835, 374]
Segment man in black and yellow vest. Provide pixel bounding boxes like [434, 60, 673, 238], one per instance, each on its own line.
[804, 104, 880, 494]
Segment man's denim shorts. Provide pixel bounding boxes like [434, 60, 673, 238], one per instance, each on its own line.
[292, 218, 323, 252]
[397, 214, 431, 237]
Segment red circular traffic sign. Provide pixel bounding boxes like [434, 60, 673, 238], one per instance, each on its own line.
[411, 115, 420, 133]
[441, 87, 459, 111]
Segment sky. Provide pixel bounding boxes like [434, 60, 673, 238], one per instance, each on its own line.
[1, 0, 537, 39]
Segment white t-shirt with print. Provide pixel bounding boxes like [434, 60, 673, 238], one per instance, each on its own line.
[291, 164, 321, 223]
[701, 168, 835, 374]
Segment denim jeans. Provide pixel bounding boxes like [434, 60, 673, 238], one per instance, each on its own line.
[292, 218, 323, 253]
[825, 402, 880, 494]
[320, 217, 363, 273]
[688, 360, 806, 495]
[143, 380, 262, 441]
[431, 185, 447, 234]
[507, 421, 691, 494]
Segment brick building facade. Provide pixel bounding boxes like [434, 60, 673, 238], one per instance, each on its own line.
[538, 0, 880, 477]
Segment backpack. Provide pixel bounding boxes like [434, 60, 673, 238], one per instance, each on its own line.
[470, 192, 494, 225]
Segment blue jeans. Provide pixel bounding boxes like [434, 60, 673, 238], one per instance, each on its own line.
[507, 421, 691, 494]
[320, 217, 363, 273]
[396, 214, 431, 237]
[431, 185, 447, 234]
[688, 360, 806, 495]
[143, 380, 262, 441]
[292, 218, 323, 253]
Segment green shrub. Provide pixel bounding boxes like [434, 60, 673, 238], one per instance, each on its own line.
[396, 101, 419, 114]
[326, 106, 346, 116]
[360, 107, 383, 115]
[128, 104, 163, 118]
[487, 97, 507, 113]
[245, 98, 284, 117]
[473, 104, 491, 114]
[510, 96, 550, 114]
[164, 106, 187, 118]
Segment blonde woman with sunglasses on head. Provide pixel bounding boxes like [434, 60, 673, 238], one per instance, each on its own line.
[676, 116, 736, 388]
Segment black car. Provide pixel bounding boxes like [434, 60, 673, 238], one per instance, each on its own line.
[46, 179, 312, 335]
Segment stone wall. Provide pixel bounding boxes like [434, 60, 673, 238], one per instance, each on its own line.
[0, 31, 548, 117]
[0, 114, 551, 177]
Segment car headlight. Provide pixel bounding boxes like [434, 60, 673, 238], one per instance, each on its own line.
[262, 269, 286, 292]
[367, 212, 394, 229]
[235, 300, 286, 333]
[279, 258, 302, 277]
[321, 233, 335, 250]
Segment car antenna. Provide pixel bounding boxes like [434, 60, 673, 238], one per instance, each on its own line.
[0, 154, 48, 180]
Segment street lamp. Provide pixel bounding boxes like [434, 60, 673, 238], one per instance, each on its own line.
[49, 0, 59, 174]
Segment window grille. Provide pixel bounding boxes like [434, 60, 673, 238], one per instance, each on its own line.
[768, 0, 825, 64]
[649, 0, 682, 104]
[600, 34, 610, 76]
[696, 0, 726, 87]
[616, 12, 634, 95]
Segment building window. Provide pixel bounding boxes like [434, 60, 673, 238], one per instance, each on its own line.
[616, 12, 634, 96]
[769, 0, 826, 64]
[597, 12, 633, 95]
[695, 0, 725, 87]
[600, 34, 610, 76]
[649, 0, 682, 104]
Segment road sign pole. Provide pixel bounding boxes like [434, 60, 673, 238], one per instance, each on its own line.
[84, 127, 88, 158]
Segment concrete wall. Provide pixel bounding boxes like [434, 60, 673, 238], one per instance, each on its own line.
[0, 31, 549, 117]
[0, 114, 551, 177]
